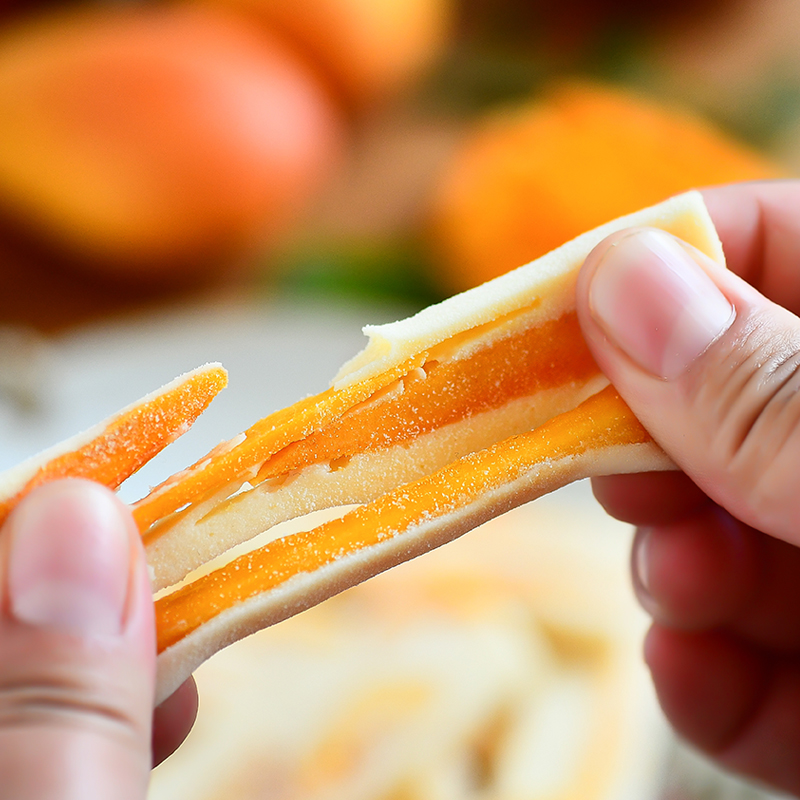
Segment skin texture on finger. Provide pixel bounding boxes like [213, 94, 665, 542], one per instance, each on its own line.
[0, 481, 156, 800]
[577, 214, 800, 546]
[152, 678, 198, 767]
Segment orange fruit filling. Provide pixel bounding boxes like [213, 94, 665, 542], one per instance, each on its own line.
[155, 385, 647, 651]
[253, 313, 596, 479]
[135, 309, 599, 541]
[0, 364, 227, 528]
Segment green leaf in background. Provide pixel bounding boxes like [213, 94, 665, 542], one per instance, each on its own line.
[269, 238, 445, 309]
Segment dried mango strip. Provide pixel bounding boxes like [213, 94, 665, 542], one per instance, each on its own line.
[0, 363, 227, 528]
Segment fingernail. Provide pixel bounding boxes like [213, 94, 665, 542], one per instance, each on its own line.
[633, 527, 652, 596]
[633, 527, 664, 620]
[588, 229, 734, 379]
[6, 481, 132, 636]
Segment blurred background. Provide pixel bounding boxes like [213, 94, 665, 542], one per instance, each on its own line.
[0, 0, 797, 797]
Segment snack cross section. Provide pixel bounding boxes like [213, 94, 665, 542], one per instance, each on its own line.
[0, 192, 724, 704]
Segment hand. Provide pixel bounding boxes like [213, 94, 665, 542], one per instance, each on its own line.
[575, 180, 800, 795]
[0, 479, 196, 799]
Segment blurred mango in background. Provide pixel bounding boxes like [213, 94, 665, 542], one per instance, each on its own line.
[0, 6, 344, 280]
[428, 82, 782, 295]
[0, 0, 793, 325]
[195, 0, 452, 109]
[0, 0, 454, 329]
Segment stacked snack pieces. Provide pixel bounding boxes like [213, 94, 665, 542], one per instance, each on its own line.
[147, 191, 718, 702]
[149, 495, 668, 800]
[0, 191, 724, 704]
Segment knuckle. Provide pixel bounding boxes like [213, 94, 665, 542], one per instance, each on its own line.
[0, 667, 138, 738]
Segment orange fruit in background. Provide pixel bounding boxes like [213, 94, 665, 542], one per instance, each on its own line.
[196, 0, 453, 108]
[0, 5, 344, 281]
[429, 82, 783, 295]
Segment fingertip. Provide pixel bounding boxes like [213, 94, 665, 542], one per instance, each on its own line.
[0, 480, 156, 796]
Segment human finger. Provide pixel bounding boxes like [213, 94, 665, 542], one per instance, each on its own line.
[591, 471, 709, 526]
[152, 677, 198, 767]
[0, 480, 155, 800]
[631, 507, 761, 630]
[634, 510, 800, 650]
[645, 625, 800, 796]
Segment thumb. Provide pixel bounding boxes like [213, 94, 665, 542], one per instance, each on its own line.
[577, 226, 800, 545]
[0, 479, 155, 799]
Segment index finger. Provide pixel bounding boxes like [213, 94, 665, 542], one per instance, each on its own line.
[702, 180, 800, 313]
